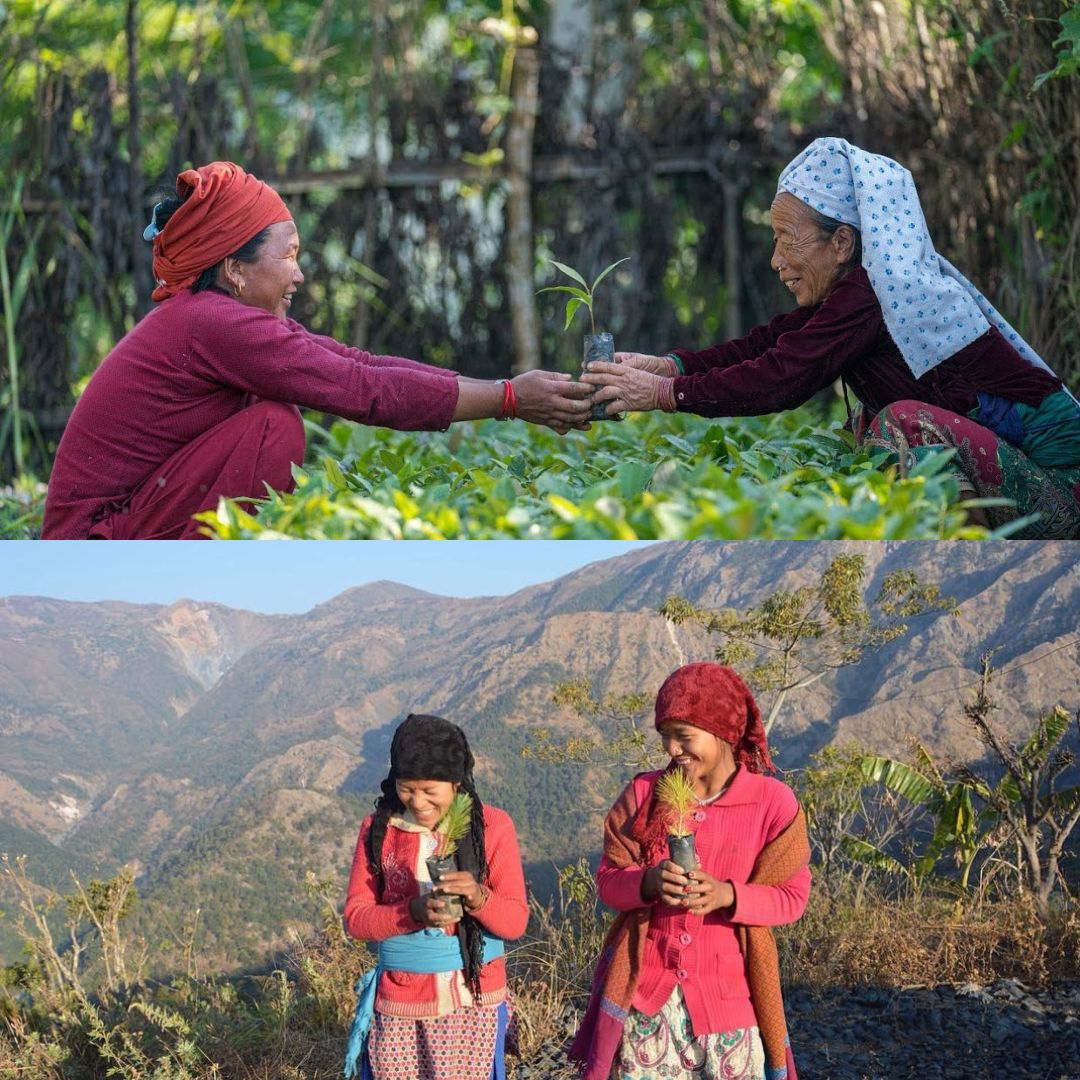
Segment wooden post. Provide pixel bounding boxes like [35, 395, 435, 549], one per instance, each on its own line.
[506, 45, 541, 374]
[722, 176, 742, 341]
[352, 0, 385, 350]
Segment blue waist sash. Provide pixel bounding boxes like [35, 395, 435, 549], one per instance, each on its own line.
[343, 928, 505, 1078]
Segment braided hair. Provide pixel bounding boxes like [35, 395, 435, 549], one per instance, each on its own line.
[364, 714, 489, 998]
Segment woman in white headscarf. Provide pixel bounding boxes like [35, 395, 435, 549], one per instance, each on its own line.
[582, 138, 1080, 538]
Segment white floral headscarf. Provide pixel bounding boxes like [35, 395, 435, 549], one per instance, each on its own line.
[777, 137, 1056, 381]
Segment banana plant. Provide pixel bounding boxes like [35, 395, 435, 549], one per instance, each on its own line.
[854, 747, 996, 892]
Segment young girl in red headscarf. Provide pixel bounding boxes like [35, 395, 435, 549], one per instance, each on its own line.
[570, 663, 811, 1080]
[42, 162, 591, 539]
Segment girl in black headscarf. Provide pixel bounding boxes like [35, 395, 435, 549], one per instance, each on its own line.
[344, 714, 528, 1080]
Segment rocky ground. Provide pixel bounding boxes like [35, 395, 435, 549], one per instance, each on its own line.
[513, 979, 1080, 1079]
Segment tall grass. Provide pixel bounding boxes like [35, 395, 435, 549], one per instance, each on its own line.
[0, 174, 43, 481]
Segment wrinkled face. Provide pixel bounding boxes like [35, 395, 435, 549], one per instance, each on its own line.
[659, 722, 734, 789]
[769, 192, 848, 307]
[394, 779, 459, 828]
[222, 219, 304, 320]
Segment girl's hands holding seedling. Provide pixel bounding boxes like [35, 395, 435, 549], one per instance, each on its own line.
[430, 869, 485, 911]
[581, 362, 675, 415]
[682, 868, 735, 916]
[642, 859, 698, 905]
[410, 892, 459, 928]
[512, 369, 593, 434]
[615, 352, 679, 377]
[642, 863, 735, 914]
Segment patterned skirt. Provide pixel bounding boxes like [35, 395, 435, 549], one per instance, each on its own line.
[862, 398, 1080, 538]
[611, 987, 765, 1080]
[364, 1001, 507, 1080]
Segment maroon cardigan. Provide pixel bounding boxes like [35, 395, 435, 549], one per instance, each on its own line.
[670, 266, 1060, 419]
[43, 289, 460, 538]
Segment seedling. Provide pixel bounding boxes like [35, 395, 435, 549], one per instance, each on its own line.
[537, 257, 630, 336]
[655, 767, 696, 838]
[433, 791, 474, 858]
[538, 256, 630, 420]
[426, 791, 474, 918]
[656, 767, 699, 872]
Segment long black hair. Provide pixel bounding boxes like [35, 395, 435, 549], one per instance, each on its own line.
[364, 714, 490, 998]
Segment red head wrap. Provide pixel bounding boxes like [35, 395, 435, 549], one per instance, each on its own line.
[150, 161, 292, 301]
[654, 662, 774, 774]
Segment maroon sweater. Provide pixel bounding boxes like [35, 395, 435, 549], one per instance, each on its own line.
[43, 289, 460, 539]
[670, 266, 1060, 418]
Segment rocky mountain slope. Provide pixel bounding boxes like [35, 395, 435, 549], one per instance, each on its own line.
[1, 541, 1076, 969]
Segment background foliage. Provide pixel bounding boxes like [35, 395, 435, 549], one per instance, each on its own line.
[1, 0, 1078, 488]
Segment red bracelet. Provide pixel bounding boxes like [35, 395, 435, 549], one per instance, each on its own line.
[499, 378, 517, 420]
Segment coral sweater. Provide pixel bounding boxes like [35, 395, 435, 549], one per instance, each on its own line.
[43, 288, 460, 539]
[344, 804, 528, 1018]
[597, 767, 810, 1038]
[670, 266, 1060, 419]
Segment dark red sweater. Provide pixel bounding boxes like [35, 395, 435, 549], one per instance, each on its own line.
[670, 266, 1060, 418]
[43, 289, 460, 538]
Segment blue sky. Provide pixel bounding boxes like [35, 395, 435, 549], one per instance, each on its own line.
[0, 541, 660, 613]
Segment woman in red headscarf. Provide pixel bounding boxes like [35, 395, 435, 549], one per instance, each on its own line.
[570, 663, 810, 1080]
[42, 162, 592, 539]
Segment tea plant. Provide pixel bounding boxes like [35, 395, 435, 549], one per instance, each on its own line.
[200, 405, 997, 540]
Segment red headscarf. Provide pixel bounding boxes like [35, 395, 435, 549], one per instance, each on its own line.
[150, 161, 292, 301]
[654, 662, 774, 774]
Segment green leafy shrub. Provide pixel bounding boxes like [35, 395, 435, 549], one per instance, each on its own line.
[200, 406, 995, 540]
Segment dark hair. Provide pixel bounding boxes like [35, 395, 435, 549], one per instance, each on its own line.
[806, 206, 862, 271]
[152, 194, 271, 291]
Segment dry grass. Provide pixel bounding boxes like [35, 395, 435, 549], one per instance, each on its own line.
[3, 886, 1078, 1080]
[780, 889, 1080, 989]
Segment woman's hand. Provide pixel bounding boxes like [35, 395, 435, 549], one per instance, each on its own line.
[580, 361, 674, 415]
[512, 369, 593, 434]
[430, 869, 486, 912]
[642, 860, 698, 906]
[409, 892, 460, 929]
[682, 868, 735, 916]
[615, 352, 679, 377]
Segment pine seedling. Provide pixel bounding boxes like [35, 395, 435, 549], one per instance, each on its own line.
[655, 768, 696, 837]
[434, 792, 474, 857]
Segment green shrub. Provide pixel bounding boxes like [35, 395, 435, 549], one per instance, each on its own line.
[201, 407, 992, 540]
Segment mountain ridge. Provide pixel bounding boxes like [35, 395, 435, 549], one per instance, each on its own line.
[1, 541, 1076, 969]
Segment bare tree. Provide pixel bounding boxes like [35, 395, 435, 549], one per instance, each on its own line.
[960, 651, 1080, 920]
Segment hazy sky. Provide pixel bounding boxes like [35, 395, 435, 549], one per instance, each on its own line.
[1, 541, 660, 613]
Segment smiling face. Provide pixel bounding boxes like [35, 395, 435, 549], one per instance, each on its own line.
[659, 721, 736, 795]
[769, 192, 852, 307]
[394, 779, 459, 828]
[219, 219, 304, 320]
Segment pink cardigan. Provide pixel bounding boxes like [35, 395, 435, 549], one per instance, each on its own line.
[597, 767, 810, 1037]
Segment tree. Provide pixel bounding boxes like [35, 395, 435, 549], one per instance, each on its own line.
[958, 651, 1080, 920]
[661, 553, 959, 733]
[522, 678, 655, 772]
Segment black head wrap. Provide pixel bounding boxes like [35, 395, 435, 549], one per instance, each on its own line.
[365, 714, 489, 996]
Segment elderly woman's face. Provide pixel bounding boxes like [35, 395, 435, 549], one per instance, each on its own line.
[769, 192, 848, 307]
[223, 219, 304, 320]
